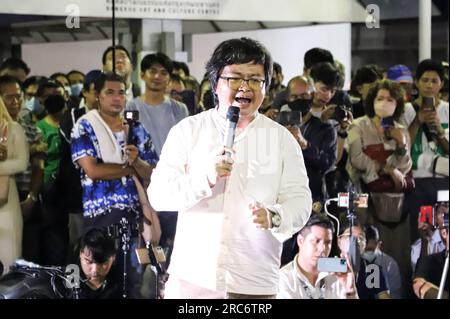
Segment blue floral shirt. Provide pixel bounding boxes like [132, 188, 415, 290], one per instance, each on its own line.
[71, 119, 158, 219]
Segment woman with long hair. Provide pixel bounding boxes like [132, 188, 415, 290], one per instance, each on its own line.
[0, 96, 29, 272]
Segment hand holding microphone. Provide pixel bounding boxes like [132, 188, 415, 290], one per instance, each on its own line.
[207, 106, 240, 187]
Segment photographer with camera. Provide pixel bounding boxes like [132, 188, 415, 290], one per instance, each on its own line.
[278, 213, 358, 299]
[71, 72, 159, 298]
[288, 63, 340, 202]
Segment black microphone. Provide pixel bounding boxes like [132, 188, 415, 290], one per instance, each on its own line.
[223, 106, 240, 159]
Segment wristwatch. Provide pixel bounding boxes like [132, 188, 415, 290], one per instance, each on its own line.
[27, 193, 38, 202]
[269, 210, 282, 228]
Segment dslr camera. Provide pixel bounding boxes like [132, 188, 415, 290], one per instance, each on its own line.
[333, 105, 349, 122]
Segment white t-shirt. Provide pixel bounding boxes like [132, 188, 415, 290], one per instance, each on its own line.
[400, 100, 449, 178]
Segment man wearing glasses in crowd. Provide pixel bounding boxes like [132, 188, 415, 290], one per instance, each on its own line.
[148, 37, 312, 299]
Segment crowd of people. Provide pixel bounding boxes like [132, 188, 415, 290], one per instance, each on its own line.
[0, 36, 448, 299]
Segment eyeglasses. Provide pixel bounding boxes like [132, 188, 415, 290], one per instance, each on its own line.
[2, 94, 22, 103]
[219, 76, 265, 91]
[339, 234, 366, 245]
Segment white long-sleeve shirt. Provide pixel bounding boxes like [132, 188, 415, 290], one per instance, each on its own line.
[148, 109, 312, 295]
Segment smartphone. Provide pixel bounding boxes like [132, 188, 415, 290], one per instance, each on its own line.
[124, 110, 139, 145]
[419, 206, 434, 225]
[422, 96, 435, 110]
[381, 116, 394, 128]
[317, 257, 347, 273]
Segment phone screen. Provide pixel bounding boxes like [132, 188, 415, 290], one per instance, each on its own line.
[317, 257, 347, 273]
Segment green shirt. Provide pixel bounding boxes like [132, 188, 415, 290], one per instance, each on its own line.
[37, 117, 61, 185]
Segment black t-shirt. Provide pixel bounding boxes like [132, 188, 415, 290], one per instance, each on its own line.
[356, 258, 389, 299]
[78, 276, 122, 299]
[415, 250, 449, 291]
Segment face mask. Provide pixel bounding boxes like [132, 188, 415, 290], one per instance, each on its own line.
[63, 86, 71, 97]
[25, 97, 45, 115]
[287, 98, 312, 114]
[374, 101, 396, 119]
[70, 83, 83, 97]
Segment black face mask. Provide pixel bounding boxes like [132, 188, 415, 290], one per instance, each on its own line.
[44, 94, 66, 114]
[287, 98, 312, 114]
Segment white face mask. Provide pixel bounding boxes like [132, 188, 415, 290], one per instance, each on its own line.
[374, 100, 396, 119]
[64, 86, 71, 97]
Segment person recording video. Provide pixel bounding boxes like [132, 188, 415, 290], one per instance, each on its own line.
[413, 205, 449, 299]
[411, 200, 448, 271]
[71, 72, 159, 298]
[148, 37, 312, 299]
[278, 213, 358, 299]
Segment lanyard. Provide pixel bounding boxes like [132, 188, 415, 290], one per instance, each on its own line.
[298, 277, 326, 299]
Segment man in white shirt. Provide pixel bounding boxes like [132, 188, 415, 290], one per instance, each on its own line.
[148, 37, 312, 298]
[278, 213, 357, 299]
[411, 201, 448, 271]
[400, 59, 449, 256]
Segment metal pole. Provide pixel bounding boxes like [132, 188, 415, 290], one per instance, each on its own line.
[437, 251, 449, 299]
[112, 0, 116, 74]
[419, 0, 432, 61]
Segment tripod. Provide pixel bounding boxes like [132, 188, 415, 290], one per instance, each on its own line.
[119, 217, 131, 299]
[345, 192, 361, 274]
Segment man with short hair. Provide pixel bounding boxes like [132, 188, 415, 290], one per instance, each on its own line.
[166, 73, 186, 103]
[337, 223, 390, 299]
[401, 59, 449, 245]
[0, 57, 30, 82]
[288, 62, 339, 202]
[280, 76, 313, 112]
[350, 66, 381, 119]
[148, 37, 312, 299]
[363, 224, 403, 299]
[102, 45, 140, 101]
[272, 48, 334, 109]
[127, 53, 188, 298]
[58, 69, 102, 249]
[71, 72, 159, 298]
[76, 228, 121, 299]
[278, 213, 357, 299]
